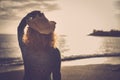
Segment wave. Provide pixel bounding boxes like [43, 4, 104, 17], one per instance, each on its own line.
[0, 57, 23, 67]
[0, 53, 120, 67]
[62, 53, 120, 61]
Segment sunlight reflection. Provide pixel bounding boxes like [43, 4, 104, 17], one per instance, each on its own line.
[62, 36, 104, 57]
[78, 36, 103, 55]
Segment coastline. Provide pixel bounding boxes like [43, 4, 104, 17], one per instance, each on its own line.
[0, 64, 120, 80]
[0, 56, 120, 80]
[0, 56, 120, 73]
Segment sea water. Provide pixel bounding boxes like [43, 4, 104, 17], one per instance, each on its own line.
[0, 34, 120, 72]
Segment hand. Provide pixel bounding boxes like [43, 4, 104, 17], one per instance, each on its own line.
[25, 10, 42, 19]
[18, 10, 42, 31]
[20, 10, 42, 27]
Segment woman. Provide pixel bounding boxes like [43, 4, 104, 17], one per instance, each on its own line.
[17, 11, 61, 80]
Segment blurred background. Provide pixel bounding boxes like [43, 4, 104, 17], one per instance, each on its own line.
[0, 0, 120, 72]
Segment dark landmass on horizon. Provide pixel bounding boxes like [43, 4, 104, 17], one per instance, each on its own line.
[89, 29, 120, 37]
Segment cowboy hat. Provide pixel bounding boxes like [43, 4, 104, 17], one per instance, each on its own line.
[27, 13, 56, 34]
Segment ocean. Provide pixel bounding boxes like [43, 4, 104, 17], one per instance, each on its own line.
[0, 34, 120, 73]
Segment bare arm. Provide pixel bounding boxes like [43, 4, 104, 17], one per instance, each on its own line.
[17, 11, 34, 48]
[17, 17, 27, 48]
[17, 11, 42, 48]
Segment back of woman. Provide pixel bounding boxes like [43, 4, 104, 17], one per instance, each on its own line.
[17, 11, 61, 80]
[23, 47, 60, 80]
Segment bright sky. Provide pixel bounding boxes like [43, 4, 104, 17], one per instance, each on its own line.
[47, 0, 119, 36]
[0, 0, 119, 35]
[0, 0, 120, 56]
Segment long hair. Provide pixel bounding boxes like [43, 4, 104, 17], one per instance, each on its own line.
[23, 27, 56, 50]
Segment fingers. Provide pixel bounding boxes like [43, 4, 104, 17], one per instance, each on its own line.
[26, 11, 42, 18]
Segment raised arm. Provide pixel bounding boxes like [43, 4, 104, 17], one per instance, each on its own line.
[52, 48, 61, 80]
[17, 17, 27, 48]
[17, 11, 42, 49]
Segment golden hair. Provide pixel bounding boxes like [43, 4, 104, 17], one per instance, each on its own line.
[23, 27, 56, 50]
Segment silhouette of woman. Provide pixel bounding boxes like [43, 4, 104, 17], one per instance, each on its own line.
[17, 11, 61, 80]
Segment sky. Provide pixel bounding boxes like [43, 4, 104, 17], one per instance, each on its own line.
[0, 0, 59, 34]
[0, 0, 120, 35]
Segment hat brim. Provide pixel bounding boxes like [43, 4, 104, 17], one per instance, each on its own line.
[27, 15, 56, 34]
